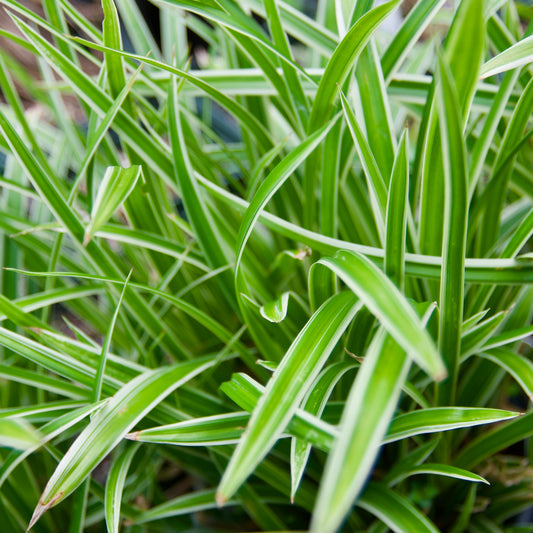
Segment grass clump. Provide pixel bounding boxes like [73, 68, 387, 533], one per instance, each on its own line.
[0, 0, 532, 531]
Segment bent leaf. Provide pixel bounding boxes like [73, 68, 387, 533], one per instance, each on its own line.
[317, 250, 446, 379]
[84, 166, 142, 246]
[260, 292, 290, 323]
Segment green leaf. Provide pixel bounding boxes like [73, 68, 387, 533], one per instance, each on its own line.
[317, 250, 446, 379]
[460, 311, 506, 357]
[263, 0, 308, 132]
[28, 357, 215, 528]
[381, 0, 447, 81]
[291, 361, 356, 499]
[9, 15, 176, 186]
[196, 172, 533, 284]
[385, 407, 519, 444]
[385, 130, 409, 290]
[0, 419, 41, 451]
[358, 483, 440, 533]
[339, 89, 387, 241]
[303, 0, 400, 226]
[234, 119, 337, 284]
[307, 0, 401, 132]
[435, 53, 469, 402]
[479, 77, 533, 254]
[127, 412, 248, 446]
[92, 269, 132, 402]
[390, 463, 488, 485]
[456, 411, 533, 470]
[114, 0, 161, 58]
[478, 348, 533, 400]
[311, 332, 410, 533]
[105, 443, 139, 533]
[481, 34, 533, 78]
[216, 292, 360, 504]
[102, 0, 127, 100]
[83, 166, 141, 246]
[135, 489, 239, 524]
[481, 324, 533, 351]
[355, 40, 396, 179]
[168, 74, 236, 309]
[69, 38, 275, 152]
[0, 403, 104, 490]
[259, 292, 290, 323]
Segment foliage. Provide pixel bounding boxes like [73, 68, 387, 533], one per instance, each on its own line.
[0, 0, 532, 531]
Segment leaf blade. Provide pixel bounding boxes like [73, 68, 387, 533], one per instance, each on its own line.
[29, 357, 215, 528]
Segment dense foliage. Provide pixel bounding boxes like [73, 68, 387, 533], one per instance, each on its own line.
[0, 0, 532, 531]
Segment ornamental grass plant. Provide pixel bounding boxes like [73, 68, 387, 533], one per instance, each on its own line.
[0, 0, 532, 531]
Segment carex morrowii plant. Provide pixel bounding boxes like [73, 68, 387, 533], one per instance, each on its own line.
[0, 0, 532, 531]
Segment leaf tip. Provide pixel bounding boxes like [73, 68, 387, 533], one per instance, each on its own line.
[28, 492, 64, 531]
[434, 368, 448, 383]
[215, 491, 227, 507]
[125, 431, 140, 441]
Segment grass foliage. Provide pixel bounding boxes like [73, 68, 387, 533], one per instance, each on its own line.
[0, 0, 533, 531]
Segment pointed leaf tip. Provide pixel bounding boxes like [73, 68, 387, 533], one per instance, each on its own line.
[28, 491, 64, 531]
[215, 491, 227, 507]
[125, 431, 140, 441]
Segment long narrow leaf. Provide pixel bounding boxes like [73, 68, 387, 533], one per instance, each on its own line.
[216, 292, 360, 503]
[28, 357, 215, 528]
[311, 332, 410, 533]
[317, 250, 446, 379]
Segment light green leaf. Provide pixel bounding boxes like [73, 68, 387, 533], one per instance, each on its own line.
[311, 332, 410, 533]
[385, 407, 519, 444]
[391, 463, 489, 485]
[481, 34, 533, 78]
[478, 348, 533, 400]
[105, 443, 139, 533]
[216, 292, 360, 504]
[317, 250, 446, 379]
[358, 483, 440, 533]
[307, 0, 401, 132]
[435, 52, 469, 402]
[83, 166, 141, 246]
[28, 357, 215, 529]
[260, 292, 290, 323]
[291, 361, 356, 499]
[127, 412, 248, 446]
[0, 419, 41, 451]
